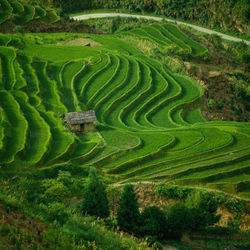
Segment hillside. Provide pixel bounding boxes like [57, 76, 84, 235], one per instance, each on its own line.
[0, 22, 249, 197]
[0, 0, 100, 34]
[0, 2, 250, 248]
[56, 0, 250, 36]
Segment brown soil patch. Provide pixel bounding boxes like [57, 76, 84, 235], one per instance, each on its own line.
[180, 28, 250, 122]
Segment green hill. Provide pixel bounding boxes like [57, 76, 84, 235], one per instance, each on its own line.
[57, 0, 250, 35]
[0, 0, 59, 25]
[0, 23, 249, 198]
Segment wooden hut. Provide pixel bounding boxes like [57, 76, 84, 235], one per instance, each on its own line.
[65, 110, 97, 135]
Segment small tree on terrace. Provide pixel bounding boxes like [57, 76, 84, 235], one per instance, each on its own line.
[82, 167, 109, 218]
[117, 184, 140, 233]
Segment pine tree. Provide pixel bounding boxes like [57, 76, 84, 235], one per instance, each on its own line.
[117, 184, 140, 233]
[82, 167, 109, 218]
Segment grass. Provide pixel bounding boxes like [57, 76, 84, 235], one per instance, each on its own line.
[13, 91, 51, 165]
[0, 107, 5, 151]
[0, 90, 28, 164]
[13, 3, 35, 25]
[32, 60, 67, 115]
[86, 54, 119, 109]
[13, 60, 26, 90]
[16, 54, 40, 107]
[10, 0, 24, 14]
[23, 44, 99, 62]
[34, 5, 46, 19]
[40, 111, 75, 164]
[163, 23, 207, 56]
[61, 60, 84, 112]
[0, 46, 16, 90]
[105, 57, 140, 129]
[0, 34, 11, 46]
[0, 24, 249, 196]
[94, 55, 130, 123]
[71, 8, 250, 41]
[0, 0, 12, 24]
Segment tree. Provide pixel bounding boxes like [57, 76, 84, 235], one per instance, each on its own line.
[186, 191, 221, 230]
[82, 167, 109, 218]
[139, 206, 167, 241]
[166, 202, 194, 239]
[117, 184, 140, 233]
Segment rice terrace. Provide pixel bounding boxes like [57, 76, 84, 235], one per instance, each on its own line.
[0, 0, 250, 248]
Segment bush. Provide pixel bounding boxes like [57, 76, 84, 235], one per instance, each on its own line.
[8, 37, 25, 49]
[41, 179, 70, 203]
[241, 52, 250, 64]
[82, 167, 109, 218]
[208, 99, 216, 109]
[155, 183, 192, 200]
[117, 184, 140, 233]
[139, 206, 167, 241]
[47, 202, 70, 224]
[166, 202, 194, 239]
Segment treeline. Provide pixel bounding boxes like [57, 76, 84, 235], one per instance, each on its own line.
[53, 0, 249, 33]
[79, 168, 246, 246]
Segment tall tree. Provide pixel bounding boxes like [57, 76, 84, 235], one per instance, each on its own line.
[186, 191, 220, 230]
[117, 184, 140, 233]
[82, 167, 109, 218]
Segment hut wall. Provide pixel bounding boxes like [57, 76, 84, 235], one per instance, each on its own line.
[84, 123, 95, 133]
[68, 123, 81, 132]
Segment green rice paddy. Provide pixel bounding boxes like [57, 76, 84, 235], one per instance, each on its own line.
[0, 21, 249, 198]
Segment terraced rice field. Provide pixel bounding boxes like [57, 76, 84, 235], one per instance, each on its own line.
[0, 22, 249, 198]
[0, 0, 59, 25]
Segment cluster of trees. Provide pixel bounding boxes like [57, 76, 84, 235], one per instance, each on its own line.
[82, 167, 221, 242]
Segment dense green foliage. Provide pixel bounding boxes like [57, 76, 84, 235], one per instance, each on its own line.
[139, 206, 168, 241]
[186, 191, 221, 230]
[0, 26, 249, 197]
[1, 4, 249, 247]
[82, 167, 109, 218]
[0, 15, 249, 247]
[117, 184, 140, 233]
[0, 0, 60, 26]
[57, 0, 249, 34]
[166, 202, 194, 239]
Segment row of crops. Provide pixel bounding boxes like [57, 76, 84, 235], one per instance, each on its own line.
[0, 0, 59, 25]
[0, 23, 249, 197]
[119, 23, 208, 56]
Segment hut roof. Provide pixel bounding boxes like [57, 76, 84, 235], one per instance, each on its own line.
[65, 110, 97, 125]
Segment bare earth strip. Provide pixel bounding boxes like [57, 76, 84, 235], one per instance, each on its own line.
[73, 13, 250, 46]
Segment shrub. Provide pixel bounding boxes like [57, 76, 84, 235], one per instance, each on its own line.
[166, 202, 194, 239]
[241, 52, 250, 64]
[47, 202, 70, 224]
[208, 99, 216, 109]
[117, 184, 140, 233]
[155, 183, 192, 200]
[41, 179, 70, 203]
[8, 37, 25, 49]
[139, 206, 167, 241]
[82, 167, 109, 218]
